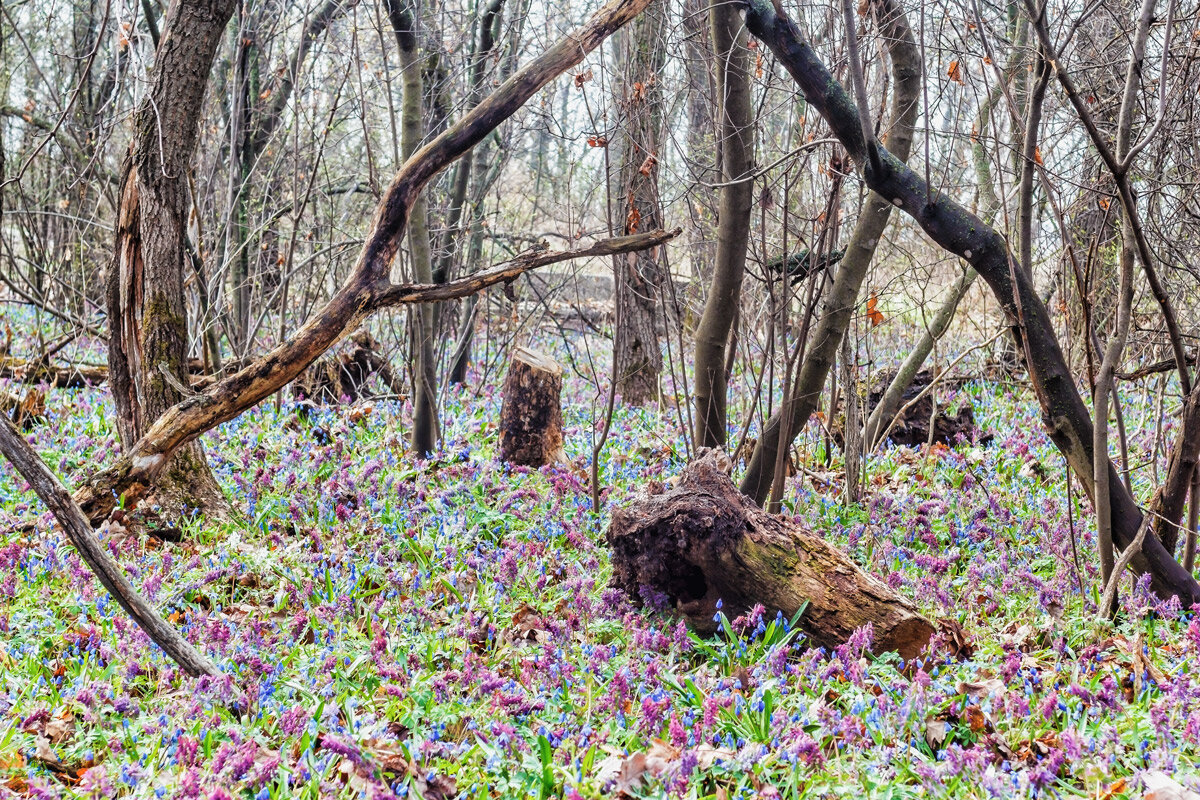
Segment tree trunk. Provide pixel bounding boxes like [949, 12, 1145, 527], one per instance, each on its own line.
[499, 347, 566, 467]
[1153, 383, 1200, 554]
[610, 0, 668, 405]
[106, 0, 236, 523]
[682, 0, 717, 289]
[739, 0, 920, 504]
[388, 0, 440, 456]
[692, 0, 754, 448]
[607, 451, 934, 660]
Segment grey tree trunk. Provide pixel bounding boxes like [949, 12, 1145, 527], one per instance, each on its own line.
[692, 0, 754, 448]
[106, 0, 236, 521]
[610, 0, 669, 405]
[388, 0, 440, 455]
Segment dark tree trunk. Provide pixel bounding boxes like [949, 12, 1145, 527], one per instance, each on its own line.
[608, 451, 934, 660]
[106, 0, 236, 522]
[611, 0, 669, 405]
[499, 347, 566, 467]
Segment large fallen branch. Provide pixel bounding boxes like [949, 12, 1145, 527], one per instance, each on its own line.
[0, 356, 108, 388]
[0, 416, 218, 676]
[66, 0, 661, 526]
[607, 451, 935, 660]
[740, 0, 1200, 606]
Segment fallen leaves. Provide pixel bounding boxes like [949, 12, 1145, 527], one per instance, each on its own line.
[594, 740, 736, 796]
[866, 293, 885, 326]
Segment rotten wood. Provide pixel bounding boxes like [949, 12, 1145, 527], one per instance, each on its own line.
[499, 347, 566, 467]
[607, 451, 935, 660]
[295, 331, 404, 404]
[0, 355, 108, 388]
[0, 387, 46, 429]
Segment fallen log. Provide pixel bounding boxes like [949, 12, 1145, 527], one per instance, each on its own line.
[0, 355, 108, 388]
[607, 451, 934, 660]
[499, 347, 566, 467]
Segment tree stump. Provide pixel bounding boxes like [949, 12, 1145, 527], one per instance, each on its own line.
[607, 451, 934, 660]
[499, 347, 566, 467]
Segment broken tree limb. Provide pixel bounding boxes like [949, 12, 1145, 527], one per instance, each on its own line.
[0, 355, 108, 388]
[0, 416, 219, 677]
[607, 451, 935, 661]
[499, 347, 566, 467]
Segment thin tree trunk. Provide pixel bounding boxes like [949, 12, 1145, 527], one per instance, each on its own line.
[692, 0, 753, 448]
[388, 0, 439, 455]
[739, 0, 920, 503]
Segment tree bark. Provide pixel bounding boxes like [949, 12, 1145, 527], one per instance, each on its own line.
[692, 0, 754, 448]
[741, 0, 1200, 605]
[107, 0, 236, 522]
[739, 0, 920, 504]
[1152, 382, 1200, 554]
[499, 347, 566, 467]
[388, 0, 440, 456]
[611, 0, 669, 405]
[607, 451, 934, 660]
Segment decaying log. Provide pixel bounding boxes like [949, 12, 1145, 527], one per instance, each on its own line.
[0, 355, 108, 388]
[0, 387, 46, 429]
[607, 451, 935, 660]
[295, 331, 405, 404]
[499, 347, 566, 467]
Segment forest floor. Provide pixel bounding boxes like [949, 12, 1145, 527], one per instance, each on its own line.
[1, 331, 1198, 799]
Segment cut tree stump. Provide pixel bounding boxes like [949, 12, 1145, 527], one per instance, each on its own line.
[499, 347, 566, 467]
[607, 450, 934, 660]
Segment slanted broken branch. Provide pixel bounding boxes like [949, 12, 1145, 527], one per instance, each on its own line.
[0, 416, 218, 676]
